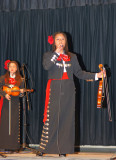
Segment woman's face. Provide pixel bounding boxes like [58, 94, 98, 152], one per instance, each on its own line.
[55, 33, 66, 49]
[8, 63, 17, 74]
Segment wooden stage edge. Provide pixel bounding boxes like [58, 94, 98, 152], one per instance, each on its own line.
[0, 152, 116, 159]
[0, 145, 116, 159]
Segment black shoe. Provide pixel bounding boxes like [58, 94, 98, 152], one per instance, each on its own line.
[36, 151, 43, 156]
[59, 154, 66, 157]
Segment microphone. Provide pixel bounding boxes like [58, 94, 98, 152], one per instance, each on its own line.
[60, 45, 64, 48]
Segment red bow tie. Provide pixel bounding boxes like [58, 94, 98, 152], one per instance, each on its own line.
[57, 54, 70, 61]
[9, 78, 16, 85]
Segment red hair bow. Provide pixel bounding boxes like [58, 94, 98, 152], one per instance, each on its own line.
[48, 35, 54, 45]
[4, 60, 10, 70]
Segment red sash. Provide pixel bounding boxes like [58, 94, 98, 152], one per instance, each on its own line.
[0, 97, 3, 121]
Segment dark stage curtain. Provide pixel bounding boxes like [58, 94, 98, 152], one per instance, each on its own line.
[0, 3, 116, 146]
[0, 0, 116, 11]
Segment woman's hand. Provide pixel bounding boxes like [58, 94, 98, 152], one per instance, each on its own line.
[5, 94, 11, 101]
[20, 89, 24, 93]
[97, 70, 106, 78]
[55, 45, 64, 54]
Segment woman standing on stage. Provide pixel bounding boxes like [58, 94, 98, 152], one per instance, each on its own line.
[38, 32, 105, 156]
[0, 60, 24, 150]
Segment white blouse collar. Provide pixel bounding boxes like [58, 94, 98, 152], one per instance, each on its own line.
[10, 73, 16, 78]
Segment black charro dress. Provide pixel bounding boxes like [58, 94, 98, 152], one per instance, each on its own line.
[39, 51, 95, 154]
[0, 75, 24, 150]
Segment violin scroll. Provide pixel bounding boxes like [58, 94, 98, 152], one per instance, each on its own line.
[99, 64, 103, 71]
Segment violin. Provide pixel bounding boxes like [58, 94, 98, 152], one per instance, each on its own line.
[3, 86, 34, 96]
[97, 64, 105, 108]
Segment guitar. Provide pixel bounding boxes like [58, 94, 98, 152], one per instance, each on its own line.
[3, 86, 33, 96]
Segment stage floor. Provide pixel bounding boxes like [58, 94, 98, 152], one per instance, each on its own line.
[0, 151, 116, 160]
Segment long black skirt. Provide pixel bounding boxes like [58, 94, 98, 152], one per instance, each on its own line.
[39, 79, 75, 154]
[0, 96, 20, 150]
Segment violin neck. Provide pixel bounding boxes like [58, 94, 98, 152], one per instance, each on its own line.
[11, 90, 20, 92]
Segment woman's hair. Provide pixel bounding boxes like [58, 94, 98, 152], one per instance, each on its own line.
[52, 32, 70, 56]
[4, 61, 22, 86]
